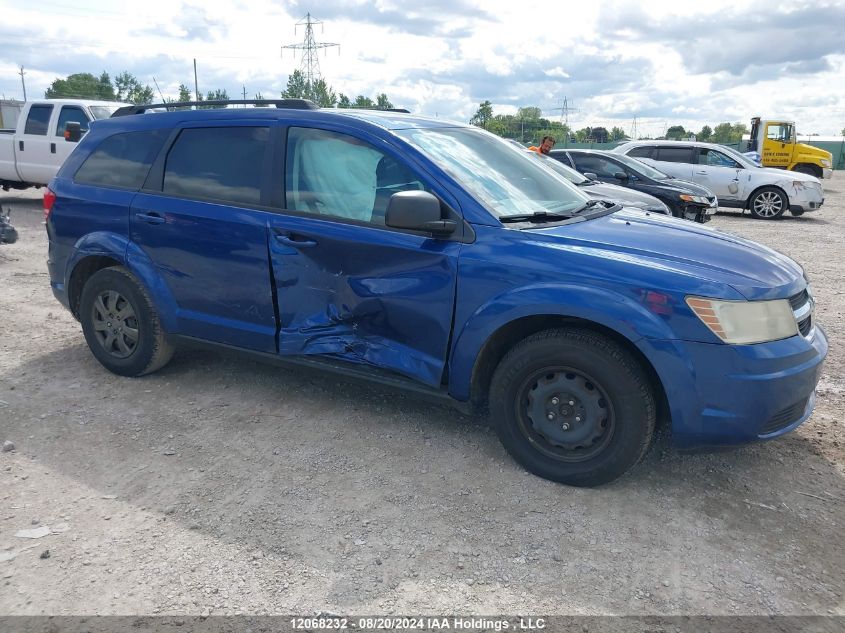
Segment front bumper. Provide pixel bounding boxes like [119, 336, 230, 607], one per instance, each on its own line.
[646, 324, 827, 449]
[822, 168, 832, 180]
[790, 183, 825, 212]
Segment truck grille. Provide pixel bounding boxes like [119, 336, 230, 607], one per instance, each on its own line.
[760, 398, 809, 435]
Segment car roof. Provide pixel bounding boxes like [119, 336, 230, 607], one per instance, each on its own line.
[616, 139, 733, 151]
[96, 105, 466, 133]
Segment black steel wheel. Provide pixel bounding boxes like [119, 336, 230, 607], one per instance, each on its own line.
[489, 328, 656, 486]
[79, 266, 173, 376]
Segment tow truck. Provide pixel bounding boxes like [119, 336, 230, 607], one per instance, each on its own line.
[746, 117, 833, 179]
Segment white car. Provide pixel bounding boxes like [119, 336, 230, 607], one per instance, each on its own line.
[613, 140, 825, 219]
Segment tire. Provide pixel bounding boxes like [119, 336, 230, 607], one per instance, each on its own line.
[79, 266, 174, 377]
[793, 164, 820, 178]
[748, 187, 787, 220]
[489, 328, 656, 487]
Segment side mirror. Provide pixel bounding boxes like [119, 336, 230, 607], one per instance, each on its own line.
[613, 171, 628, 181]
[385, 191, 456, 236]
[64, 122, 82, 143]
[583, 172, 599, 181]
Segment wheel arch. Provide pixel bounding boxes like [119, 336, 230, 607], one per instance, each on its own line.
[67, 255, 124, 319]
[745, 184, 789, 210]
[467, 314, 670, 431]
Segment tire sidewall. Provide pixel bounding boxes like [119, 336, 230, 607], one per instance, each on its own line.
[79, 268, 157, 377]
[490, 332, 654, 486]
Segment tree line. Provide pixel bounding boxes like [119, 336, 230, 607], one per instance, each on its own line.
[41, 70, 395, 111]
[470, 100, 752, 145]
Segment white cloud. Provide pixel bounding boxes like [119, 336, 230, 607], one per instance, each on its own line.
[0, 0, 843, 134]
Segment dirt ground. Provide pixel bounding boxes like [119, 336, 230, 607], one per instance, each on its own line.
[0, 175, 843, 617]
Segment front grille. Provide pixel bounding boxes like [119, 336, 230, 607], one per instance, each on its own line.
[799, 315, 812, 336]
[760, 398, 809, 435]
[788, 290, 813, 337]
[788, 290, 809, 310]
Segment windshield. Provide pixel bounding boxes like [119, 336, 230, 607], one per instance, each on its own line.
[610, 152, 672, 180]
[395, 127, 590, 218]
[526, 151, 589, 184]
[718, 145, 760, 169]
[89, 105, 121, 120]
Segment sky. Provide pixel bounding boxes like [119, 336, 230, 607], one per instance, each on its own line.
[1, 0, 844, 137]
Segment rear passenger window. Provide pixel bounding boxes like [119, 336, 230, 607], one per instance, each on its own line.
[24, 105, 53, 136]
[163, 127, 269, 206]
[627, 146, 653, 158]
[654, 147, 693, 163]
[75, 130, 167, 189]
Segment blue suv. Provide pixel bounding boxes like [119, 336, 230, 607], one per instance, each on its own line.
[45, 100, 827, 486]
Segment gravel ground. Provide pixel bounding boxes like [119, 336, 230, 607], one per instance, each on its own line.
[0, 176, 843, 616]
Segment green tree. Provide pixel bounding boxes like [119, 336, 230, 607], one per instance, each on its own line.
[711, 122, 734, 144]
[610, 126, 627, 142]
[282, 70, 308, 99]
[666, 125, 686, 140]
[698, 125, 712, 141]
[841, 127, 845, 136]
[338, 93, 352, 108]
[729, 123, 748, 143]
[591, 126, 609, 143]
[114, 71, 154, 104]
[178, 84, 192, 102]
[469, 100, 494, 129]
[517, 106, 541, 122]
[375, 93, 394, 109]
[312, 79, 337, 107]
[206, 89, 229, 101]
[574, 127, 592, 143]
[353, 95, 375, 108]
[45, 72, 114, 100]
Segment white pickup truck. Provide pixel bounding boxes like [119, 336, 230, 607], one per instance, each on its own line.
[1, 99, 127, 191]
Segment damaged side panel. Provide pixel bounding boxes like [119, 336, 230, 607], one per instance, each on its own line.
[268, 217, 459, 387]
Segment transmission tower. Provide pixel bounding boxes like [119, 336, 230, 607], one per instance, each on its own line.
[630, 117, 638, 140]
[281, 13, 339, 87]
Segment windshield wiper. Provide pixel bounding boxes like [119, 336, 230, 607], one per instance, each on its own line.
[500, 211, 574, 223]
[572, 199, 620, 214]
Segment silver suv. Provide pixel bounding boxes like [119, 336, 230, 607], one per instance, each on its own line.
[614, 140, 825, 220]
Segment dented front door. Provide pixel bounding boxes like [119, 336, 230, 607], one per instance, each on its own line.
[268, 125, 459, 387]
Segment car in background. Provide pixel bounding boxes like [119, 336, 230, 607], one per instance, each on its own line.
[549, 149, 718, 223]
[525, 150, 672, 216]
[613, 140, 825, 220]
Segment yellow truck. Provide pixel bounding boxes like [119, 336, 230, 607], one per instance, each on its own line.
[746, 117, 833, 179]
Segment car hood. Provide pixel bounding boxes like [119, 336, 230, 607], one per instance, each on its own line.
[758, 167, 820, 183]
[648, 178, 715, 197]
[531, 209, 804, 300]
[581, 182, 664, 208]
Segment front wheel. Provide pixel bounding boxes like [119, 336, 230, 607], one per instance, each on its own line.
[749, 187, 787, 220]
[489, 328, 656, 487]
[79, 267, 174, 376]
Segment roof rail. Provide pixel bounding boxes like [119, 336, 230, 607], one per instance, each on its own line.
[110, 99, 319, 117]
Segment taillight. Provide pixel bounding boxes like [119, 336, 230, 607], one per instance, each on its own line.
[43, 188, 56, 222]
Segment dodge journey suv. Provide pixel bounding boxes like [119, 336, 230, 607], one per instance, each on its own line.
[45, 100, 827, 486]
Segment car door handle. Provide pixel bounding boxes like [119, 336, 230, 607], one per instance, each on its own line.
[135, 212, 166, 225]
[50, 142, 56, 154]
[18, 141, 24, 151]
[696, 170, 708, 174]
[274, 233, 317, 248]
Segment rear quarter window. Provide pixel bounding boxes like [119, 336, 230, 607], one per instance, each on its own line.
[74, 130, 168, 189]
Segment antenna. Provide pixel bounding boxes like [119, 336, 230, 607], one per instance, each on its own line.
[281, 13, 340, 89]
[152, 77, 165, 102]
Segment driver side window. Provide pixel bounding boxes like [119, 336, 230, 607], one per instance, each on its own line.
[285, 127, 426, 225]
[573, 155, 619, 179]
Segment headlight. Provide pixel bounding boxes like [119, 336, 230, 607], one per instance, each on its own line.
[679, 194, 710, 205]
[820, 159, 831, 168]
[686, 297, 797, 344]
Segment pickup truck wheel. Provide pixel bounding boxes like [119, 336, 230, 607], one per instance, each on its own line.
[79, 267, 173, 377]
[749, 187, 786, 220]
[489, 328, 655, 487]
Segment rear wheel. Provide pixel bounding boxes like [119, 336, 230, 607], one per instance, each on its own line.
[489, 328, 656, 487]
[749, 187, 787, 220]
[79, 267, 173, 376]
